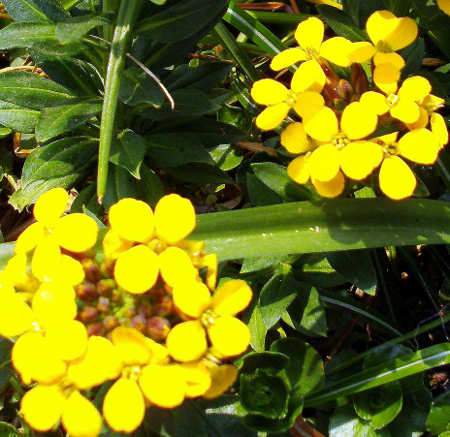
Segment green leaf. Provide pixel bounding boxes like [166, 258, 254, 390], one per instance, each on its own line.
[426, 392, 450, 435]
[0, 243, 15, 270]
[247, 304, 266, 352]
[0, 339, 12, 395]
[193, 199, 450, 261]
[318, 5, 368, 41]
[35, 100, 102, 142]
[2, 0, 68, 22]
[0, 100, 40, 133]
[55, 15, 109, 43]
[354, 382, 403, 430]
[0, 422, 19, 437]
[271, 338, 325, 396]
[167, 163, 232, 185]
[259, 271, 299, 330]
[10, 136, 97, 210]
[240, 373, 290, 419]
[210, 144, 243, 172]
[136, 0, 227, 42]
[306, 343, 450, 407]
[110, 129, 146, 179]
[328, 250, 377, 295]
[239, 351, 289, 375]
[0, 22, 56, 48]
[119, 68, 165, 107]
[0, 71, 74, 110]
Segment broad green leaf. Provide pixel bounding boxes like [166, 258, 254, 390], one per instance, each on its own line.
[119, 68, 165, 107]
[271, 338, 325, 396]
[240, 255, 286, 274]
[354, 382, 403, 430]
[0, 243, 15, 270]
[210, 144, 243, 172]
[295, 254, 347, 288]
[2, 0, 68, 22]
[239, 352, 289, 374]
[247, 303, 266, 352]
[305, 343, 450, 407]
[0, 71, 74, 110]
[0, 101, 40, 133]
[137, 165, 165, 208]
[55, 15, 109, 43]
[0, 22, 56, 48]
[35, 100, 102, 142]
[193, 199, 450, 261]
[246, 172, 282, 206]
[110, 129, 146, 179]
[10, 136, 97, 210]
[426, 392, 450, 435]
[259, 271, 299, 330]
[136, 0, 227, 42]
[328, 250, 377, 295]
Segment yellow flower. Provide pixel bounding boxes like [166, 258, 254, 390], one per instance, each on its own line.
[361, 74, 432, 124]
[375, 130, 441, 199]
[251, 78, 326, 131]
[305, 0, 343, 9]
[167, 279, 252, 361]
[21, 384, 102, 437]
[350, 10, 418, 70]
[301, 99, 381, 183]
[271, 17, 354, 71]
[437, 0, 450, 15]
[15, 188, 98, 256]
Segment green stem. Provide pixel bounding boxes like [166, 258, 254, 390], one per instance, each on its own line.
[214, 21, 259, 82]
[102, 0, 119, 41]
[97, 0, 142, 202]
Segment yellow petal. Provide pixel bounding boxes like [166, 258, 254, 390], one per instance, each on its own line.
[46, 320, 88, 362]
[304, 106, 339, 142]
[308, 144, 340, 182]
[423, 94, 445, 112]
[3, 254, 28, 287]
[33, 188, 68, 226]
[108, 198, 154, 243]
[250, 79, 289, 105]
[146, 338, 170, 365]
[0, 293, 33, 337]
[62, 391, 102, 437]
[280, 123, 312, 154]
[103, 378, 145, 434]
[155, 194, 196, 244]
[379, 156, 416, 200]
[53, 213, 98, 253]
[311, 171, 345, 198]
[102, 229, 132, 260]
[111, 327, 151, 366]
[140, 364, 186, 408]
[31, 238, 62, 282]
[377, 132, 399, 145]
[270, 48, 308, 71]
[15, 222, 45, 254]
[360, 91, 390, 116]
[407, 107, 429, 130]
[397, 128, 440, 164]
[180, 362, 211, 398]
[13, 332, 66, 384]
[212, 279, 252, 316]
[203, 364, 238, 400]
[291, 59, 326, 93]
[295, 17, 324, 53]
[21, 384, 65, 432]
[349, 42, 376, 63]
[341, 101, 378, 140]
[390, 98, 420, 124]
[56, 255, 85, 286]
[366, 10, 417, 51]
[199, 253, 218, 290]
[340, 141, 383, 180]
[255, 103, 290, 131]
[208, 316, 250, 358]
[373, 52, 405, 70]
[320, 36, 353, 67]
[438, 0, 450, 15]
[373, 63, 401, 95]
[293, 91, 325, 120]
[173, 281, 211, 318]
[398, 76, 432, 103]
[114, 245, 159, 294]
[32, 282, 77, 326]
[166, 321, 207, 362]
[431, 113, 448, 148]
[159, 247, 197, 288]
[288, 155, 310, 184]
[68, 336, 122, 390]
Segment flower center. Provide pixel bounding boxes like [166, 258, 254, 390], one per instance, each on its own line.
[201, 309, 218, 328]
[376, 41, 392, 53]
[285, 90, 298, 107]
[333, 134, 350, 149]
[386, 93, 399, 107]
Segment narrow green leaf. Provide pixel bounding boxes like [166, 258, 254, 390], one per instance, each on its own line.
[56, 15, 109, 43]
[193, 199, 450, 261]
[305, 344, 450, 406]
[36, 100, 102, 142]
[2, 0, 68, 22]
[0, 71, 74, 110]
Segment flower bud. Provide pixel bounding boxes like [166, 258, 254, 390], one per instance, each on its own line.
[97, 297, 110, 313]
[82, 258, 101, 282]
[146, 316, 171, 341]
[97, 279, 116, 296]
[76, 282, 98, 301]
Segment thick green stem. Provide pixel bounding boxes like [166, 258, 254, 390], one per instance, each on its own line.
[97, 0, 142, 202]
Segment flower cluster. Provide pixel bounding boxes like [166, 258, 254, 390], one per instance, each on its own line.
[0, 188, 253, 436]
[251, 12, 448, 200]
